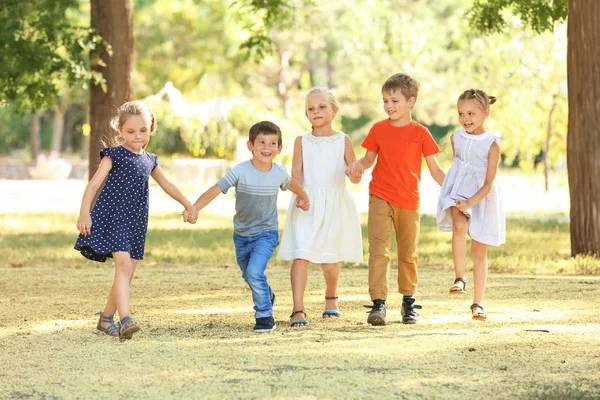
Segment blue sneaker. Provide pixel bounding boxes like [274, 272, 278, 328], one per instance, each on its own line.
[253, 316, 276, 333]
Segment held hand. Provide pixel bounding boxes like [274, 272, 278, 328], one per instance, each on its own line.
[345, 161, 364, 179]
[455, 198, 470, 213]
[295, 195, 310, 211]
[181, 207, 198, 224]
[76, 214, 92, 236]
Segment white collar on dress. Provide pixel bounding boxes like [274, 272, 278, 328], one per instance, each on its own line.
[457, 129, 500, 141]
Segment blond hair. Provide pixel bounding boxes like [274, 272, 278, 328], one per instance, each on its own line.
[305, 87, 340, 113]
[109, 101, 157, 134]
[457, 88, 497, 111]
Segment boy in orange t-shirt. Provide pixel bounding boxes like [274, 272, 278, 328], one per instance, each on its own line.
[346, 73, 445, 325]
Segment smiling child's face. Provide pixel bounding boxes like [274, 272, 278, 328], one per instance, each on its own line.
[247, 132, 282, 164]
[457, 99, 489, 135]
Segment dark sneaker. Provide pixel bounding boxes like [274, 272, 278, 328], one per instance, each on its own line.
[253, 316, 276, 333]
[271, 292, 276, 308]
[365, 300, 386, 326]
[401, 298, 422, 324]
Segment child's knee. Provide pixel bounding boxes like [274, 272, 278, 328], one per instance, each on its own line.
[453, 218, 469, 234]
[245, 267, 267, 285]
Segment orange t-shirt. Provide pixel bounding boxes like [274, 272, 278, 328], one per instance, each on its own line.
[362, 119, 440, 210]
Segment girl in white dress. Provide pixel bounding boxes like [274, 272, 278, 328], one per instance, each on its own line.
[278, 88, 363, 327]
[436, 88, 505, 321]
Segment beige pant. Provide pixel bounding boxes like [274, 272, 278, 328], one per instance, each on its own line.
[367, 194, 420, 300]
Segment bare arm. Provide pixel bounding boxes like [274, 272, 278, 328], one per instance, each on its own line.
[425, 154, 445, 186]
[288, 177, 310, 211]
[151, 165, 197, 222]
[76, 156, 112, 236]
[455, 139, 501, 212]
[192, 184, 222, 212]
[343, 135, 361, 184]
[291, 136, 303, 185]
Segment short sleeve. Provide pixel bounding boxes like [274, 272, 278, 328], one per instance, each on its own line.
[421, 128, 440, 157]
[99, 147, 117, 160]
[217, 166, 239, 194]
[362, 124, 379, 152]
[150, 153, 159, 172]
[278, 164, 291, 191]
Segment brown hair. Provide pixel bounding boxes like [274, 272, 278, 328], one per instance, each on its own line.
[248, 121, 282, 145]
[457, 88, 497, 111]
[382, 73, 420, 102]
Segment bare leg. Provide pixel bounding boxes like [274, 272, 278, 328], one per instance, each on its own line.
[290, 258, 309, 325]
[450, 207, 469, 285]
[321, 263, 340, 317]
[471, 240, 488, 305]
[101, 252, 136, 328]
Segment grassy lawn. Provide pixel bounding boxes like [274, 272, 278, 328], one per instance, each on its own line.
[0, 212, 599, 399]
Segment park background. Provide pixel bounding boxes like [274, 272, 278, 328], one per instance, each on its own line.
[1, 0, 599, 399]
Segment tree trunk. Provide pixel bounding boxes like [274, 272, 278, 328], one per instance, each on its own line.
[88, 0, 133, 179]
[544, 94, 558, 193]
[51, 106, 65, 152]
[566, 0, 600, 256]
[30, 111, 41, 160]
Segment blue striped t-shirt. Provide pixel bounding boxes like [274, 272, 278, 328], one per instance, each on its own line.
[217, 160, 291, 237]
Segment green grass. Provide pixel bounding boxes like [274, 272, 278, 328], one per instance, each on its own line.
[0, 211, 598, 275]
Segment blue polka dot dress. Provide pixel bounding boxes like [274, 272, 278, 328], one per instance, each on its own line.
[74, 146, 158, 262]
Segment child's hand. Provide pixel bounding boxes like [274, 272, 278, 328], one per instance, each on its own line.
[181, 207, 198, 224]
[76, 213, 92, 236]
[345, 161, 364, 179]
[295, 195, 310, 211]
[455, 199, 471, 213]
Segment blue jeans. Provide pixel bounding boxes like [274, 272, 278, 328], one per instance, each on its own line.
[233, 230, 279, 318]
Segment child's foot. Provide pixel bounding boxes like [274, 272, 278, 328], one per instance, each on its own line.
[470, 303, 487, 321]
[365, 300, 386, 326]
[97, 313, 119, 337]
[254, 316, 277, 333]
[322, 296, 340, 318]
[401, 298, 422, 324]
[449, 277, 467, 294]
[289, 310, 309, 327]
[119, 316, 141, 340]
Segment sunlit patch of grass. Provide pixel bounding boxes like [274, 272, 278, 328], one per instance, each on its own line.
[1, 211, 598, 275]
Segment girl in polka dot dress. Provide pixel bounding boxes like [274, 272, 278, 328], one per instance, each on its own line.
[75, 101, 198, 340]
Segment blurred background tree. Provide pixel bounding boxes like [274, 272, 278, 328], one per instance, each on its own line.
[466, 0, 599, 260]
[0, 0, 573, 201]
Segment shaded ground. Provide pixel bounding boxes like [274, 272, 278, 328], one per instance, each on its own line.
[1, 263, 599, 399]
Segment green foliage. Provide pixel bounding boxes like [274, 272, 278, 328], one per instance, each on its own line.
[0, 0, 105, 111]
[0, 104, 30, 153]
[231, 0, 312, 61]
[467, 0, 568, 34]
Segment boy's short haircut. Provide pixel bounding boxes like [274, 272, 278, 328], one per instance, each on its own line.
[382, 73, 420, 101]
[249, 121, 282, 145]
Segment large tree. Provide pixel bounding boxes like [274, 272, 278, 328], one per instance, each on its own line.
[468, 0, 600, 257]
[88, 0, 134, 178]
